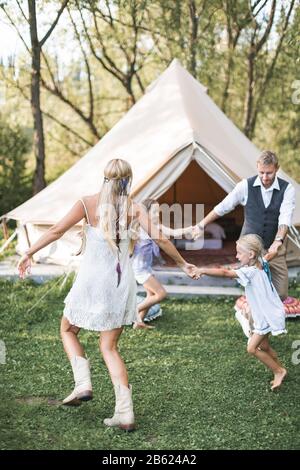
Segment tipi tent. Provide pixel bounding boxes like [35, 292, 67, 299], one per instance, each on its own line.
[3, 59, 300, 265]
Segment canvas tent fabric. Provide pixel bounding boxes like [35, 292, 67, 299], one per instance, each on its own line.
[3, 59, 300, 265]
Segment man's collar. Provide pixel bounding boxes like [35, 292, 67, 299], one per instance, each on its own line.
[253, 175, 280, 191]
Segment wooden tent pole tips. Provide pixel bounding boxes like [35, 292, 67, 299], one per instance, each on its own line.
[24, 224, 31, 248]
[1, 217, 9, 241]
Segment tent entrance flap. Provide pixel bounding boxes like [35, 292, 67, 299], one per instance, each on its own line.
[157, 151, 243, 228]
[134, 145, 194, 202]
[134, 144, 243, 225]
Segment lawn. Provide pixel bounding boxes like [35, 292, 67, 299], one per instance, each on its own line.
[0, 278, 299, 450]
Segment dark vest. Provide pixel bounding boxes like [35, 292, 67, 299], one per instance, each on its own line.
[240, 176, 288, 249]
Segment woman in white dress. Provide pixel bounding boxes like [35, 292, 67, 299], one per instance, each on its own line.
[195, 234, 287, 391]
[17, 159, 197, 431]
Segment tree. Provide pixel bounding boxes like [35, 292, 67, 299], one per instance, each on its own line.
[220, 0, 253, 113]
[1, 0, 69, 193]
[77, 0, 149, 107]
[242, 0, 296, 138]
[40, 3, 101, 142]
[145, 0, 220, 80]
[0, 119, 32, 215]
[259, 2, 300, 180]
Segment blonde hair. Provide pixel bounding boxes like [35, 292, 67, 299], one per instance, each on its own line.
[97, 158, 138, 253]
[76, 159, 138, 256]
[236, 234, 264, 265]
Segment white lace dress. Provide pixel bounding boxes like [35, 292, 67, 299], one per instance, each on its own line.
[63, 202, 138, 331]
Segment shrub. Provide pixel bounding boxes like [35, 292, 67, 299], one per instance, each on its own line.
[0, 119, 33, 216]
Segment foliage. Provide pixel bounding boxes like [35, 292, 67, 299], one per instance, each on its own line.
[0, 119, 32, 215]
[0, 0, 299, 186]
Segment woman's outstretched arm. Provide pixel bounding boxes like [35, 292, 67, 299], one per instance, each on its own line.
[18, 200, 85, 278]
[160, 224, 194, 238]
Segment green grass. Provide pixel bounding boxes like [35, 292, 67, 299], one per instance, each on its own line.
[0, 278, 300, 450]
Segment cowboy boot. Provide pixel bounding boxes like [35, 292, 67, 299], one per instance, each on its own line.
[62, 355, 93, 406]
[103, 383, 135, 431]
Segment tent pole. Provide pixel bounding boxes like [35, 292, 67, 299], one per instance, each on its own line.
[173, 181, 177, 204]
[1, 217, 9, 240]
[24, 224, 31, 249]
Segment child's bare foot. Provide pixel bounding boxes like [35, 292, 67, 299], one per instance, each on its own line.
[133, 321, 155, 330]
[271, 368, 287, 391]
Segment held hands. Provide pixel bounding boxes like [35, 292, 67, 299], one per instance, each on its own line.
[17, 253, 32, 279]
[264, 251, 277, 262]
[193, 267, 205, 280]
[181, 263, 199, 279]
[191, 224, 204, 240]
[266, 240, 282, 261]
[181, 263, 206, 280]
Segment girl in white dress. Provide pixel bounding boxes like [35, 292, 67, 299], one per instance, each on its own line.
[17, 159, 197, 431]
[195, 234, 287, 391]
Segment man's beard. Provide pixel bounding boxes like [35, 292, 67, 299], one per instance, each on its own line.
[260, 177, 275, 188]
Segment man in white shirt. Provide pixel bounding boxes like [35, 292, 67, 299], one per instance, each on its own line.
[193, 150, 296, 299]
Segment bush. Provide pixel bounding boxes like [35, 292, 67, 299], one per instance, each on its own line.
[0, 119, 33, 216]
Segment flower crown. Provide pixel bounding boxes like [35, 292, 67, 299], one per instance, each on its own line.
[103, 175, 130, 182]
[103, 175, 131, 193]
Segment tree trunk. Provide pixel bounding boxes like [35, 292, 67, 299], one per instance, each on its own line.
[221, 50, 234, 113]
[243, 50, 255, 138]
[244, 0, 296, 139]
[188, 0, 198, 76]
[28, 0, 46, 194]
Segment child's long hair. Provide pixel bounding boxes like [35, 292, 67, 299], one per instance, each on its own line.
[236, 234, 264, 265]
